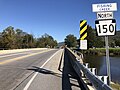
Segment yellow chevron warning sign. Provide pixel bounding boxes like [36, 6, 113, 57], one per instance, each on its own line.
[80, 20, 87, 50]
[80, 20, 87, 40]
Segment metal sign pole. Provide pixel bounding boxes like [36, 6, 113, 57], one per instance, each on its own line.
[92, 2, 117, 86]
[105, 36, 111, 85]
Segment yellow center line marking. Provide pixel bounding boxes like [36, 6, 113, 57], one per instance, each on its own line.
[0, 49, 51, 65]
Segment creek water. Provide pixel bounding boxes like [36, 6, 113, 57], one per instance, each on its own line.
[84, 55, 120, 83]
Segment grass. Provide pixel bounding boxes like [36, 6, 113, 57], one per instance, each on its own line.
[87, 48, 120, 56]
[111, 82, 120, 90]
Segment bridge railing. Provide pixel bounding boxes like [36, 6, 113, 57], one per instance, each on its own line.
[65, 47, 112, 90]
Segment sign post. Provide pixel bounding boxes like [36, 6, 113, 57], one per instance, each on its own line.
[105, 36, 111, 84]
[92, 2, 117, 85]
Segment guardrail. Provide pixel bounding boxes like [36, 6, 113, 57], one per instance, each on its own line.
[65, 47, 112, 90]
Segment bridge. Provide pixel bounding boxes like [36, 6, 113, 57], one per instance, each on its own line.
[0, 48, 112, 90]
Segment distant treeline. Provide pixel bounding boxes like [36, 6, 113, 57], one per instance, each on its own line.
[0, 26, 57, 49]
[1, 25, 120, 50]
[64, 25, 120, 49]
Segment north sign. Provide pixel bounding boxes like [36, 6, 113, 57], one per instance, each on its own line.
[97, 12, 113, 19]
[95, 19, 116, 36]
[92, 3, 117, 12]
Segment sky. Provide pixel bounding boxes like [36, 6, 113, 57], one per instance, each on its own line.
[0, 0, 119, 42]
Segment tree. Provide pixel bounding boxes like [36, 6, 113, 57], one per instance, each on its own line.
[87, 25, 104, 48]
[0, 26, 58, 49]
[22, 34, 35, 48]
[0, 32, 4, 49]
[36, 33, 57, 48]
[2, 26, 16, 49]
[87, 25, 95, 48]
[15, 29, 24, 48]
[0, 26, 37, 49]
[114, 39, 120, 47]
[109, 31, 120, 47]
[64, 34, 77, 48]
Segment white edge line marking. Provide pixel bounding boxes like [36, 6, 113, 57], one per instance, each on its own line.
[23, 49, 60, 90]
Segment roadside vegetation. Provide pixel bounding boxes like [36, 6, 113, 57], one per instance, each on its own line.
[64, 34, 77, 48]
[86, 48, 120, 56]
[0, 26, 57, 49]
[64, 25, 120, 55]
[64, 25, 120, 49]
[111, 82, 120, 90]
[1, 25, 120, 50]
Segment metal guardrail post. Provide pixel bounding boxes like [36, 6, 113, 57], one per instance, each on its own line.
[98, 76, 109, 85]
[84, 63, 89, 68]
[75, 59, 112, 90]
[65, 48, 112, 90]
[88, 68, 97, 75]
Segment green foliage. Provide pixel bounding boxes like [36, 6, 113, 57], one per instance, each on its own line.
[87, 48, 120, 56]
[109, 31, 120, 47]
[0, 26, 57, 49]
[87, 25, 104, 48]
[1, 25, 119, 49]
[86, 25, 120, 48]
[1, 26, 16, 49]
[36, 33, 57, 48]
[64, 34, 77, 48]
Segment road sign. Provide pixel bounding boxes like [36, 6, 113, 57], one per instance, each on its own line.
[92, 3, 117, 12]
[80, 20, 87, 50]
[80, 40, 87, 50]
[80, 20, 87, 40]
[92, 2, 117, 85]
[95, 19, 116, 36]
[97, 12, 113, 19]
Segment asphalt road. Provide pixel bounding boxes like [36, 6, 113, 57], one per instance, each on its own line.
[0, 48, 84, 90]
[0, 48, 59, 90]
